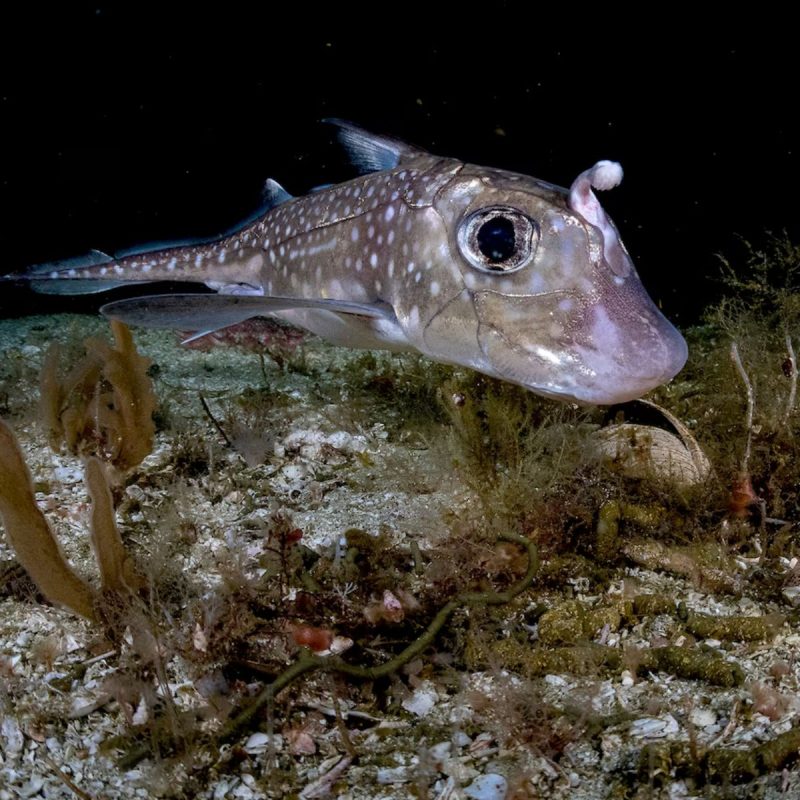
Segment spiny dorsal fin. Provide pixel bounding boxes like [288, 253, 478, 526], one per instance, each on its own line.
[323, 119, 426, 174]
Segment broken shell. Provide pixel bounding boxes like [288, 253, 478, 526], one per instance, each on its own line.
[590, 399, 711, 487]
[630, 713, 680, 738]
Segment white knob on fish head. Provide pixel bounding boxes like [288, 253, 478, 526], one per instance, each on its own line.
[569, 160, 629, 278]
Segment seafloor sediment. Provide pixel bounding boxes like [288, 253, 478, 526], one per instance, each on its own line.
[1, 313, 799, 800]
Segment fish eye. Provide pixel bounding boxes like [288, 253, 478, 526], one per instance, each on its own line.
[458, 207, 539, 273]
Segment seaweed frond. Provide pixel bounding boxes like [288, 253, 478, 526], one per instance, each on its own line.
[0, 419, 96, 619]
[39, 320, 157, 470]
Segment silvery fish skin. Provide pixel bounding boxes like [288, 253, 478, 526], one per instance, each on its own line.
[20, 121, 687, 405]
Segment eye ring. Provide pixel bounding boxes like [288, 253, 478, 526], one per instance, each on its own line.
[457, 206, 539, 274]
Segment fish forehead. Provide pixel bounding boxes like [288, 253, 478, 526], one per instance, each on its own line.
[459, 162, 569, 205]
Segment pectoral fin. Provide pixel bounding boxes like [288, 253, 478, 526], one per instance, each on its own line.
[100, 293, 396, 338]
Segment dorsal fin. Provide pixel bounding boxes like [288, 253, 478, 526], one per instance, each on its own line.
[262, 178, 293, 208]
[323, 119, 427, 174]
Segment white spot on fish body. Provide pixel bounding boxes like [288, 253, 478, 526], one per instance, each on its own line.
[351, 228, 359, 242]
[388, 230, 395, 245]
[368, 225, 375, 239]
[114, 264, 124, 275]
[384, 206, 395, 222]
[218, 250, 227, 264]
[194, 254, 203, 268]
[355, 258, 363, 272]
[430, 280, 440, 296]
[168, 258, 177, 271]
[388, 259, 395, 277]
[67, 268, 77, 277]
[415, 271, 422, 283]
[407, 261, 416, 273]
[535, 346, 562, 366]
[247, 254, 264, 272]
[370, 253, 378, 268]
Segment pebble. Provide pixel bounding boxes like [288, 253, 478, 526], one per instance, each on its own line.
[630, 714, 680, 738]
[690, 707, 717, 728]
[452, 731, 472, 748]
[429, 741, 452, 764]
[243, 732, 283, 754]
[402, 681, 438, 717]
[1, 717, 24, 756]
[52, 466, 83, 484]
[377, 765, 414, 784]
[463, 773, 508, 800]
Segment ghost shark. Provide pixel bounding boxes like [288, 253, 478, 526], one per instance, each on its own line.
[15, 120, 687, 404]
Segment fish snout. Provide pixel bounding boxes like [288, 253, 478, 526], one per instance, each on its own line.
[571, 286, 688, 404]
[474, 288, 688, 405]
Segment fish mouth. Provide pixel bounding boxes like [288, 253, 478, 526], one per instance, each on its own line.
[474, 289, 689, 405]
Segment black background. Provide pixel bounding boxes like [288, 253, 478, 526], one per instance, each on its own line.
[1, 7, 796, 324]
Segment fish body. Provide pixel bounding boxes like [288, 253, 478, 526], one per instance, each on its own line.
[15, 121, 687, 404]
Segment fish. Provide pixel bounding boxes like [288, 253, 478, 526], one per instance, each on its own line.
[10, 120, 687, 405]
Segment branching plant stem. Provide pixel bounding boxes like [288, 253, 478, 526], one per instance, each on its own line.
[784, 334, 797, 424]
[120, 531, 538, 767]
[220, 530, 538, 743]
[730, 341, 755, 474]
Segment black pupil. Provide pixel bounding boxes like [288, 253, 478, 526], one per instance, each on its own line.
[477, 216, 515, 263]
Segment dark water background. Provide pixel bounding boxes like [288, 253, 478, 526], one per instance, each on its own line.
[1, 8, 795, 324]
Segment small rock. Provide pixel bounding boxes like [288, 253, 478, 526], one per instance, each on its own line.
[690, 707, 717, 728]
[402, 681, 437, 717]
[463, 773, 508, 800]
[53, 466, 83, 484]
[244, 732, 282, 754]
[782, 586, 800, 606]
[19, 775, 45, 798]
[630, 714, 680, 739]
[452, 731, 472, 748]
[1, 717, 24, 756]
[377, 766, 414, 784]
[620, 670, 635, 687]
[429, 741, 452, 766]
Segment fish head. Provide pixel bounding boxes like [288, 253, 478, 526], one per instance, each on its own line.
[419, 161, 688, 404]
